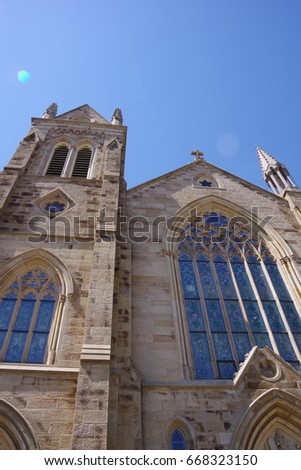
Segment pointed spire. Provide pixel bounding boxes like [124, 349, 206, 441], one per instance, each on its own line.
[256, 146, 298, 194]
[256, 147, 279, 173]
[111, 108, 123, 125]
[42, 103, 58, 119]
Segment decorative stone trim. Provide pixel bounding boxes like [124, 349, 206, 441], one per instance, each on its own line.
[0, 364, 79, 373]
[80, 344, 111, 362]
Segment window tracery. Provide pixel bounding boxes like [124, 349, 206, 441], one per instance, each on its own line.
[177, 212, 301, 379]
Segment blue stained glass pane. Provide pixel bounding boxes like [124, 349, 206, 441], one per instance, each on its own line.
[14, 299, 35, 330]
[8, 281, 19, 290]
[25, 271, 34, 278]
[190, 332, 215, 379]
[171, 430, 187, 450]
[27, 333, 48, 363]
[265, 263, 291, 300]
[5, 332, 27, 362]
[233, 333, 252, 361]
[206, 300, 226, 331]
[34, 300, 55, 332]
[197, 261, 218, 298]
[47, 283, 58, 293]
[212, 333, 233, 360]
[196, 252, 209, 262]
[293, 333, 301, 352]
[217, 361, 236, 379]
[224, 300, 247, 331]
[213, 253, 226, 262]
[230, 254, 243, 263]
[4, 291, 18, 299]
[215, 261, 237, 299]
[38, 271, 48, 279]
[204, 213, 228, 228]
[274, 333, 297, 361]
[185, 300, 205, 331]
[262, 301, 286, 332]
[253, 332, 273, 349]
[178, 251, 192, 261]
[246, 254, 259, 263]
[232, 263, 255, 300]
[28, 281, 39, 289]
[290, 362, 301, 373]
[248, 262, 273, 300]
[0, 298, 16, 329]
[22, 292, 35, 300]
[42, 293, 56, 301]
[179, 261, 199, 298]
[0, 331, 6, 350]
[244, 301, 267, 331]
[281, 302, 301, 332]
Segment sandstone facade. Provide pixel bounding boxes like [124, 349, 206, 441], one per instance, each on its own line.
[0, 105, 300, 450]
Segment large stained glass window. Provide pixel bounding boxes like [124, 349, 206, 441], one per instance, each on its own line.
[0, 270, 58, 364]
[178, 212, 301, 379]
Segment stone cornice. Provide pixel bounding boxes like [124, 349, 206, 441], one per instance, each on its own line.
[32, 118, 126, 138]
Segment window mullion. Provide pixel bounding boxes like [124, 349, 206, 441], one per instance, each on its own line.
[210, 258, 239, 368]
[22, 293, 40, 363]
[262, 261, 301, 362]
[193, 257, 219, 378]
[244, 259, 279, 354]
[62, 147, 75, 177]
[1, 297, 20, 361]
[227, 260, 256, 347]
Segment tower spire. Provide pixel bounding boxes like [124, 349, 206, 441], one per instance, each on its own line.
[256, 146, 298, 194]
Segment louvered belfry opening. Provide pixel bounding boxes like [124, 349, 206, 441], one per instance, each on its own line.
[46, 145, 69, 176]
[72, 147, 92, 177]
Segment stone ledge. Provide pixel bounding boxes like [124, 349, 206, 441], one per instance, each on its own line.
[0, 364, 79, 374]
[80, 344, 111, 362]
[142, 380, 234, 390]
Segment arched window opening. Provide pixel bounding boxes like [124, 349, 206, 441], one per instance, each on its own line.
[0, 269, 58, 364]
[71, 147, 92, 177]
[170, 429, 187, 450]
[177, 212, 301, 379]
[46, 144, 69, 176]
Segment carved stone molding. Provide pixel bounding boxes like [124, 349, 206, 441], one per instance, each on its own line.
[80, 344, 111, 362]
[46, 127, 106, 141]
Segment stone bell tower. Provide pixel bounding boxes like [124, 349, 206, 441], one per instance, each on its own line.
[0, 103, 128, 449]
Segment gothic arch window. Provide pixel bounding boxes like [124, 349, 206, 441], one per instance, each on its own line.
[0, 269, 59, 364]
[45, 144, 70, 176]
[177, 212, 301, 379]
[71, 145, 93, 178]
[170, 429, 187, 450]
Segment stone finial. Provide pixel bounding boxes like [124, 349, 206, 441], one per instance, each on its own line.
[42, 103, 58, 119]
[111, 108, 123, 125]
[256, 146, 298, 194]
[191, 149, 204, 161]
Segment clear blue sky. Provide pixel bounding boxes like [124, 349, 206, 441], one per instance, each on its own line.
[1, 0, 301, 190]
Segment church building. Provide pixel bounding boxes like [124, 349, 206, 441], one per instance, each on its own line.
[0, 104, 301, 450]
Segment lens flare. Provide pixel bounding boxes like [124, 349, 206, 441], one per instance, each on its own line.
[17, 70, 31, 83]
[217, 133, 239, 158]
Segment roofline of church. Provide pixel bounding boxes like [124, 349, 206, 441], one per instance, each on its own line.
[56, 103, 110, 123]
[127, 158, 285, 201]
